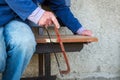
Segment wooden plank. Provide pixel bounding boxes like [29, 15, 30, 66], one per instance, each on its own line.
[36, 35, 98, 43]
[35, 43, 83, 53]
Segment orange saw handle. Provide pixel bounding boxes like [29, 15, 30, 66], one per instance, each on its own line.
[54, 27, 70, 74]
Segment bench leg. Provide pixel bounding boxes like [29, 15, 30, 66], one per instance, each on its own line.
[44, 53, 56, 80]
[21, 53, 56, 80]
[38, 54, 44, 76]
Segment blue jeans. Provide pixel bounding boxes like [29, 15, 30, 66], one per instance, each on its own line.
[0, 20, 36, 80]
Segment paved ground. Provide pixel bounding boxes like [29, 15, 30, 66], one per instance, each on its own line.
[56, 77, 120, 80]
[0, 74, 120, 80]
[0, 77, 120, 80]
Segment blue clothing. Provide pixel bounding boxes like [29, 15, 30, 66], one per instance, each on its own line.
[0, 20, 36, 80]
[0, 0, 82, 80]
[0, 0, 82, 33]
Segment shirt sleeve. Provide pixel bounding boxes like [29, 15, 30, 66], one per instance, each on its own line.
[48, 0, 83, 33]
[76, 27, 85, 35]
[28, 7, 45, 24]
[5, 0, 38, 20]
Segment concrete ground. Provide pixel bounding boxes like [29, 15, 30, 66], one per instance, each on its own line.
[56, 77, 120, 80]
[0, 73, 120, 80]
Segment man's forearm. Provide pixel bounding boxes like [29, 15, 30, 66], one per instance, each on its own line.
[28, 6, 85, 34]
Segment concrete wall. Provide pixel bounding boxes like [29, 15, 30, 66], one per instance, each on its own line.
[1, 0, 120, 80]
[24, 0, 120, 80]
[58, 0, 120, 79]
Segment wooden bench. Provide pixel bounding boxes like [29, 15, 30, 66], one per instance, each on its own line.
[21, 27, 98, 80]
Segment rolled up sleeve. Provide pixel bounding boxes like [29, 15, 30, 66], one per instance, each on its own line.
[28, 7, 45, 24]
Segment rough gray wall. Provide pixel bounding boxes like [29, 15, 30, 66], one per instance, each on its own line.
[58, 0, 120, 79]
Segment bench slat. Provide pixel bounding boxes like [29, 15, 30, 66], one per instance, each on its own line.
[36, 35, 98, 43]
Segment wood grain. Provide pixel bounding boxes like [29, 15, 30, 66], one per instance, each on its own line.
[36, 35, 98, 43]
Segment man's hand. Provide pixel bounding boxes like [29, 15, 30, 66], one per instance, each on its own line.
[80, 30, 93, 36]
[38, 11, 60, 28]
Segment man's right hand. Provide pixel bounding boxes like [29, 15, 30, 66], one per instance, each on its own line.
[38, 11, 60, 29]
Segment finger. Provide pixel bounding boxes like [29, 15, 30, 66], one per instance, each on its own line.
[51, 16, 60, 29]
[45, 24, 49, 28]
[46, 19, 53, 27]
[38, 20, 45, 27]
[80, 30, 93, 36]
[45, 21, 50, 28]
[48, 20, 53, 26]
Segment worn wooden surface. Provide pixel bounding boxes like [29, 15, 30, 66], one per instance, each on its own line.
[36, 35, 98, 43]
[21, 27, 98, 80]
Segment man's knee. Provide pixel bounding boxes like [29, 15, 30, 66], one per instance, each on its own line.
[4, 20, 36, 56]
[6, 34, 36, 57]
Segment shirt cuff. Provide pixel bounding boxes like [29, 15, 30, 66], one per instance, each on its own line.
[76, 27, 85, 35]
[28, 7, 45, 24]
